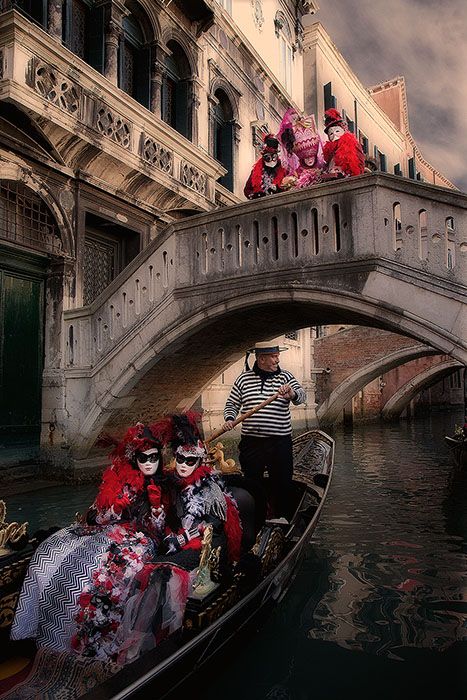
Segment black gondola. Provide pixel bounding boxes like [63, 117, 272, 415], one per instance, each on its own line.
[0, 429, 334, 699]
[444, 435, 467, 469]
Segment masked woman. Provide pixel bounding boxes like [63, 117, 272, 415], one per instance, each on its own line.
[156, 412, 242, 575]
[10, 421, 186, 663]
[278, 108, 325, 189]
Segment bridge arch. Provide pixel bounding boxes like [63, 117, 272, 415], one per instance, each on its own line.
[69, 284, 462, 456]
[316, 344, 440, 425]
[381, 360, 462, 419]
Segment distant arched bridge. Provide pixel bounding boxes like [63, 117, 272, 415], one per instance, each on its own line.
[62, 174, 467, 457]
[313, 326, 463, 424]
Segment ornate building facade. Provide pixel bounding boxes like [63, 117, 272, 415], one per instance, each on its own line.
[0, 0, 317, 468]
[0, 1, 458, 470]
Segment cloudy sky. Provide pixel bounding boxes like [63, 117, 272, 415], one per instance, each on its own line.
[305, 0, 467, 191]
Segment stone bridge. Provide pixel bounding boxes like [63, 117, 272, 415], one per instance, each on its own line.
[313, 327, 462, 424]
[61, 173, 467, 458]
[381, 356, 462, 419]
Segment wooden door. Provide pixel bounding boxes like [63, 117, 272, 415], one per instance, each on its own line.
[0, 263, 44, 458]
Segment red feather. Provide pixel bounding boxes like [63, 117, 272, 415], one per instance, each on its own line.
[224, 495, 242, 562]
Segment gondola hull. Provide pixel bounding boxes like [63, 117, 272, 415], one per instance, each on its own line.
[0, 429, 334, 700]
[445, 435, 467, 469]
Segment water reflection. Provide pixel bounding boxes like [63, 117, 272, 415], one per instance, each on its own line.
[306, 412, 467, 660]
[201, 411, 467, 699]
[3, 413, 467, 699]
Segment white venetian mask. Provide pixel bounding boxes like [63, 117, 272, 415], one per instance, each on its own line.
[136, 447, 160, 476]
[175, 449, 201, 477]
[327, 125, 345, 142]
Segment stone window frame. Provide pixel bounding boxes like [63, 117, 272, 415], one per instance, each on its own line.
[208, 64, 242, 193]
[274, 11, 293, 94]
[160, 27, 200, 144]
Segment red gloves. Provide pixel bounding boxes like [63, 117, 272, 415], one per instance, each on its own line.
[147, 484, 162, 509]
[113, 494, 131, 514]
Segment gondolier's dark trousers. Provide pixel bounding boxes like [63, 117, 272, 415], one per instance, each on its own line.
[238, 434, 293, 520]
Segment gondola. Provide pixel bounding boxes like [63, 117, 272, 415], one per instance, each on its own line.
[444, 435, 467, 469]
[0, 429, 334, 700]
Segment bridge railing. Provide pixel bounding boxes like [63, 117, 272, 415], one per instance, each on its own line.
[63, 174, 467, 369]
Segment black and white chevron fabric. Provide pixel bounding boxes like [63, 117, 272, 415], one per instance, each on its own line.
[11, 525, 109, 651]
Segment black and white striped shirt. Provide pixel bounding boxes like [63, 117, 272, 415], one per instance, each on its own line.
[224, 368, 306, 437]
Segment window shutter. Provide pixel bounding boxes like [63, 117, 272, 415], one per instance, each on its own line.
[135, 46, 151, 109]
[86, 5, 104, 74]
[219, 121, 234, 192]
[324, 82, 333, 111]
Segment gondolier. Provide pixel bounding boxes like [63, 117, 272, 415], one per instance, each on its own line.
[222, 342, 306, 521]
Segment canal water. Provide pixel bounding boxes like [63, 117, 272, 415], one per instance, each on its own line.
[4, 410, 467, 699]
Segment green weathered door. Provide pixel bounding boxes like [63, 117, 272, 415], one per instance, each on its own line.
[0, 264, 44, 456]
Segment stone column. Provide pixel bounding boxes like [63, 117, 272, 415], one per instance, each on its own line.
[102, 0, 128, 86]
[207, 94, 218, 157]
[104, 19, 122, 85]
[231, 119, 242, 193]
[150, 42, 169, 118]
[48, 0, 64, 41]
[189, 78, 202, 145]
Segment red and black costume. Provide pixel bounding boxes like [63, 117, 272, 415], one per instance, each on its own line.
[155, 413, 242, 572]
[322, 108, 365, 179]
[11, 422, 189, 664]
[244, 134, 288, 199]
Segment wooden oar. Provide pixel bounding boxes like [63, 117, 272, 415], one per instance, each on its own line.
[205, 392, 280, 443]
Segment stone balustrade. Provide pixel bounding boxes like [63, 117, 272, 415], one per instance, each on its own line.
[0, 10, 224, 207]
[64, 174, 467, 371]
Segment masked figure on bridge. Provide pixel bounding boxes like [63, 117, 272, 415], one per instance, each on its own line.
[244, 134, 291, 199]
[278, 108, 325, 188]
[322, 108, 365, 180]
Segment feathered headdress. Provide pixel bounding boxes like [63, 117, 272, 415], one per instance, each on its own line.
[324, 108, 346, 134]
[169, 411, 206, 458]
[96, 419, 173, 464]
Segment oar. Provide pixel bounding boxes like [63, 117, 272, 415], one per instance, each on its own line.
[205, 392, 280, 443]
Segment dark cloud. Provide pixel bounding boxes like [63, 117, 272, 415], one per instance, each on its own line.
[308, 0, 467, 191]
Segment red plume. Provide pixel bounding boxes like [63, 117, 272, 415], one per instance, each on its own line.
[324, 108, 341, 121]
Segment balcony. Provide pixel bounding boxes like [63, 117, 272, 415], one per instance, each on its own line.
[0, 10, 225, 215]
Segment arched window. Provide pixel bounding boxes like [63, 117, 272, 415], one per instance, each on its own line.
[119, 13, 151, 108]
[162, 41, 191, 140]
[418, 209, 428, 259]
[393, 202, 402, 251]
[0, 180, 62, 256]
[274, 11, 293, 93]
[60, 0, 107, 75]
[213, 89, 234, 192]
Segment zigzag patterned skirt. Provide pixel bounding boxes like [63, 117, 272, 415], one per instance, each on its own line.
[10, 523, 161, 661]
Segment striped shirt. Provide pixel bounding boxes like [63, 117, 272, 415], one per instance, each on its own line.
[224, 368, 306, 437]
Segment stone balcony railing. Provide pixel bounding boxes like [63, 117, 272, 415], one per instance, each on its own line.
[0, 10, 225, 209]
[64, 174, 467, 371]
